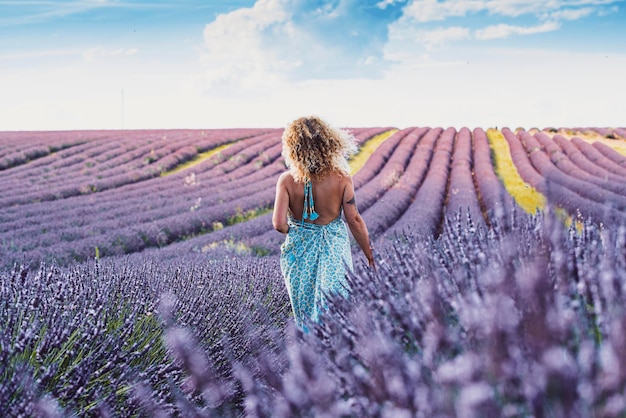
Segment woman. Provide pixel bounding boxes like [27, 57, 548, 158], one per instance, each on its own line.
[272, 115, 375, 331]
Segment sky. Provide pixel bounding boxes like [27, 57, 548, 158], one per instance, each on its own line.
[1, 0, 625, 131]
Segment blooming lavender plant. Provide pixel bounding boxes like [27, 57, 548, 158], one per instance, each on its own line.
[569, 137, 626, 177]
[144, 203, 624, 417]
[0, 254, 290, 416]
[2, 126, 626, 417]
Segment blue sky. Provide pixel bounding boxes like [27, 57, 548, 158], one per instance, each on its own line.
[1, 0, 625, 130]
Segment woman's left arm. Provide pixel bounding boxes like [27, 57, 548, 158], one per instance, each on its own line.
[272, 173, 290, 234]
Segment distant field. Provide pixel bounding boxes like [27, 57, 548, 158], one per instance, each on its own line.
[2, 125, 626, 416]
[0, 126, 625, 268]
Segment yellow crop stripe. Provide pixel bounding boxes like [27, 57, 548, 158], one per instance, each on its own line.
[350, 129, 399, 175]
[486, 128, 545, 214]
[161, 143, 234, 176]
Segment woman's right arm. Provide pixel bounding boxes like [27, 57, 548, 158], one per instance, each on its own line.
[272, 173, 290, 234]
[342, 176, 375, 269]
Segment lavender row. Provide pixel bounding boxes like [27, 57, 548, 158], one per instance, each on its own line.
[356, 128, 434, 212]
[102, 128, 398, 259]
[555, 126, 626, 139]
[387, 127, 456, 237]
[2, 129, 201, 179]
[505, 129, 626, 224]
[593, 141, 626, 169]
[0, 140, 284, 242]
[2, 128, 270, 206]
[521, 131, 626, 211]
[352, 128, 406, 189]
[472, 128, 518, 225]
[0, 129, 272, 208]
[536, 132, 626, 196]
[501, 128, 545, 189]
[361, 127, 433, 238]
[0, 129, 388, 268]
[444, 127, 487, 231]
[135, 129, 398, 261]
[0, 254, 290, 416]
[569, 136, 626, 177]
[131, 208, 626, 416]
[0, 130, 93, 170]
[0, 172, 280, 267]
[0, 131, 281, 223]
[129, 212, 279, 262]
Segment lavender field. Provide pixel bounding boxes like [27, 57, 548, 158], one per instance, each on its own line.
[1, 126, 626, 417]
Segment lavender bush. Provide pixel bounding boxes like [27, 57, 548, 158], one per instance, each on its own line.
[152, 206, 626, 418]
[471, 127, 516, 226]
[552, 135, 626, 183]
[0, 255, 290, 417]
[2, 196, 626, 417]
[444, 127, 487, 231]
[362, 127, 434, 238]
[2, 127, 626, 417]
[388, 127, 456, 236]
[593, 141, 626, 169]
[569, 137, 626, 178]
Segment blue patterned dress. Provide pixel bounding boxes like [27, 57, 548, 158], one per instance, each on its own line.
[280, 181, 353, 331]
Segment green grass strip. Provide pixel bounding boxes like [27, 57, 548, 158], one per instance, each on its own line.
[486, 128, 545, 214]
[161, 143, 234, 176]
[350, 129, 398, 175]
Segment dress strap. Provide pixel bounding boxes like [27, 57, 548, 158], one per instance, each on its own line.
[302, 179, 319, 223]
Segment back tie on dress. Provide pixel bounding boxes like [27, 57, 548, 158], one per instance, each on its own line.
[302, 179, 319, 222]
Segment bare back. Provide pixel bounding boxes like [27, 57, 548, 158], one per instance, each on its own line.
[272, 166, 374, 268]
[283, 171, 349, 225]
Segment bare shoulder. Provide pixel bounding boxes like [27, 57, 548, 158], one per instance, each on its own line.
[278, 171, 295, 186]
[331, 172, 353, 201]
[335, 171, 353, 190]
[326, 171, 351, 185]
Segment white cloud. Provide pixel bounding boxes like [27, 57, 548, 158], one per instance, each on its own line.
[545, 7, 594, 20]
[200, 0, 293, 90]
[386, 0, 619, 51]
[485, 0, 620, 18]
[199, 0, 410, 92]
[82, 47, 138, 63]
[376, 0, 404, 8]
[474, 21, 561, 40]
[0, 48, 79, 61]
[415, 26, 472, 49]
[403, 0, 485, 22]
[2, 0, 624, 131]
[401, 0, 621, 21]
[599, 5, 620, 16]
[197, 0, 622, 95]
[2, 47, 625, 131]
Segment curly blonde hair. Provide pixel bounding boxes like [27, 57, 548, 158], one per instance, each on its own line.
[281, 116, 357, 183]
